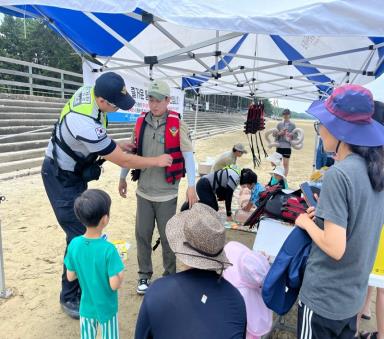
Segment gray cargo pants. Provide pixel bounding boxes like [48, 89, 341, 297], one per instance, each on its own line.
[135, 194, 177, 279]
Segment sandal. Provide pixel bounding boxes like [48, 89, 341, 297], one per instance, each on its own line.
[361, 313, 371, 320]
[360, 331, 378, 339]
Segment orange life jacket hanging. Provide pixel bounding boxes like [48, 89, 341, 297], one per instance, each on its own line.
[131, 111, 185, 184]
[244, 101, 268, 167]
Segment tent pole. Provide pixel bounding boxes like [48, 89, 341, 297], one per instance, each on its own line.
[193, 94, 199, 147]
[312, 134, 319, 170]
[0, 194, 12, 299]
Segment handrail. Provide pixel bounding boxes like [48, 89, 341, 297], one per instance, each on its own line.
[0, 56, 83, 98]
[0, 56, 82, 77]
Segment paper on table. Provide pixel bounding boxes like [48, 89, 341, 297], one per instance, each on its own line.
[252, 217, 294, 260]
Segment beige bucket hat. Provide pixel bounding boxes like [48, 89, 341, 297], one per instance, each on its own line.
[166, 203, 231, 272]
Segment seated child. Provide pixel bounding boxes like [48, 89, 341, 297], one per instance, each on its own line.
[266, 152, 283, 168]
[224, 241, 272, 339]
[240, 165, 287, 217]
[267, 166, 288, 189]
[64, 189, 124, 339]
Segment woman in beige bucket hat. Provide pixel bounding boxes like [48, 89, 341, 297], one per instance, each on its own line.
[135, 203, 247, 339]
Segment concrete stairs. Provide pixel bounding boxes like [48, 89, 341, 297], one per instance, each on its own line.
[0, 93, 244, 180]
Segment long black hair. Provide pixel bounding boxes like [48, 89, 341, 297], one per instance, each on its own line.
[349, 145, 384, 192]
[348, 101, 384, 192]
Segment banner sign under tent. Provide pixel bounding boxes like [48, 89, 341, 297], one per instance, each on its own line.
[83, 62, 184, 123]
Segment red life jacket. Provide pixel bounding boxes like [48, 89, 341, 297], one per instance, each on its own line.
[134, 111, 185, 184]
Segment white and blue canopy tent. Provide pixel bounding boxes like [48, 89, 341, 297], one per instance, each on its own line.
[1, 0, 384, 297]
[0, 0, 384, 103]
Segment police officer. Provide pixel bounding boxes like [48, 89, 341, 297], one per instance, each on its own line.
[41, 72, 172, 318]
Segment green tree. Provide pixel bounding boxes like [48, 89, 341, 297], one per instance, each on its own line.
[0, 15, 26, 59]
[261, 98, 273, 116]
[0, 16, 81, 73]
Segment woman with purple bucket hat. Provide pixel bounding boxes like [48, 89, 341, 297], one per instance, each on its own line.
[295, 85, 384, 339]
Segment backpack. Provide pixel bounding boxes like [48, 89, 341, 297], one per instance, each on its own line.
[261, 227, 312, 315]
[265, 191, 307, 223]
[243, 185, 282, 227]
[212, 166, 240, 201]
[244, 186, 316, 228]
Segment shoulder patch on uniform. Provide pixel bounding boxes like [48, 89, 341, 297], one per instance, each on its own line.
[169, 126, 179, 137]
[95, 127, 106, 139]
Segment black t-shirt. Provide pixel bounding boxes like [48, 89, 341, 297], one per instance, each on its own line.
[135, 269, 247, 339]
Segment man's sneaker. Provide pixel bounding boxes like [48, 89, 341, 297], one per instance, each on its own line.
[136, 279, 150, 295]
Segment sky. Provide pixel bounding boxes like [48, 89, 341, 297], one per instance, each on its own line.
[278, 75, 384, 113]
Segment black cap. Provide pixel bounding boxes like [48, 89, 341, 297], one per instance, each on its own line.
[282, 109, 291, 115]
[94, 72, 135, 110]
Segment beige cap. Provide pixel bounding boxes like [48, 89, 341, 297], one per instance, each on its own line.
[148, 80, 170, 100]
[233, 143, 247, 153]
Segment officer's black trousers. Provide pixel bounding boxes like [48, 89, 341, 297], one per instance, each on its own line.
[41, 157, 86, 303]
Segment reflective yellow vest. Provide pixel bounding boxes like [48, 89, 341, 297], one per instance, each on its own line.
[223, 164, 241, 176]
[59, 86, 107, 128]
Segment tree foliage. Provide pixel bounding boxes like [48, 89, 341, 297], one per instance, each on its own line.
[185, 90, 275, 115]
[0, 16, 82, 72]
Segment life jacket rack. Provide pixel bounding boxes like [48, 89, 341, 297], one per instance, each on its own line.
[244, 101, 268, 167]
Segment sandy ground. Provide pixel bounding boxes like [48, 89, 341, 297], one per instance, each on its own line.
[0, 120, 377, 338]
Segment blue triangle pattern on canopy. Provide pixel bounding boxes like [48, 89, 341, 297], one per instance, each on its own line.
[0, 5, 149, 56]
[369, 37, 384, 79]
[270, 35, 333, 96]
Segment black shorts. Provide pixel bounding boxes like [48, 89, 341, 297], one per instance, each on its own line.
[276, 147, 292, 159]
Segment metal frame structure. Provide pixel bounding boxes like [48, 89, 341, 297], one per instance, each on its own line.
[92, 13, 381, 101]
[2, 5, 382, 103]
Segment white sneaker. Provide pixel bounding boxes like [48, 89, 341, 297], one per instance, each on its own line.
[136, 278, 150, 295]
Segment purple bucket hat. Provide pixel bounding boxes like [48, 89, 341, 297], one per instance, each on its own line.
[307, 84, 384, 146]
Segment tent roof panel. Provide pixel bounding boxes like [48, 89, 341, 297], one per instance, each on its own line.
[1, 1, 383, 100]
